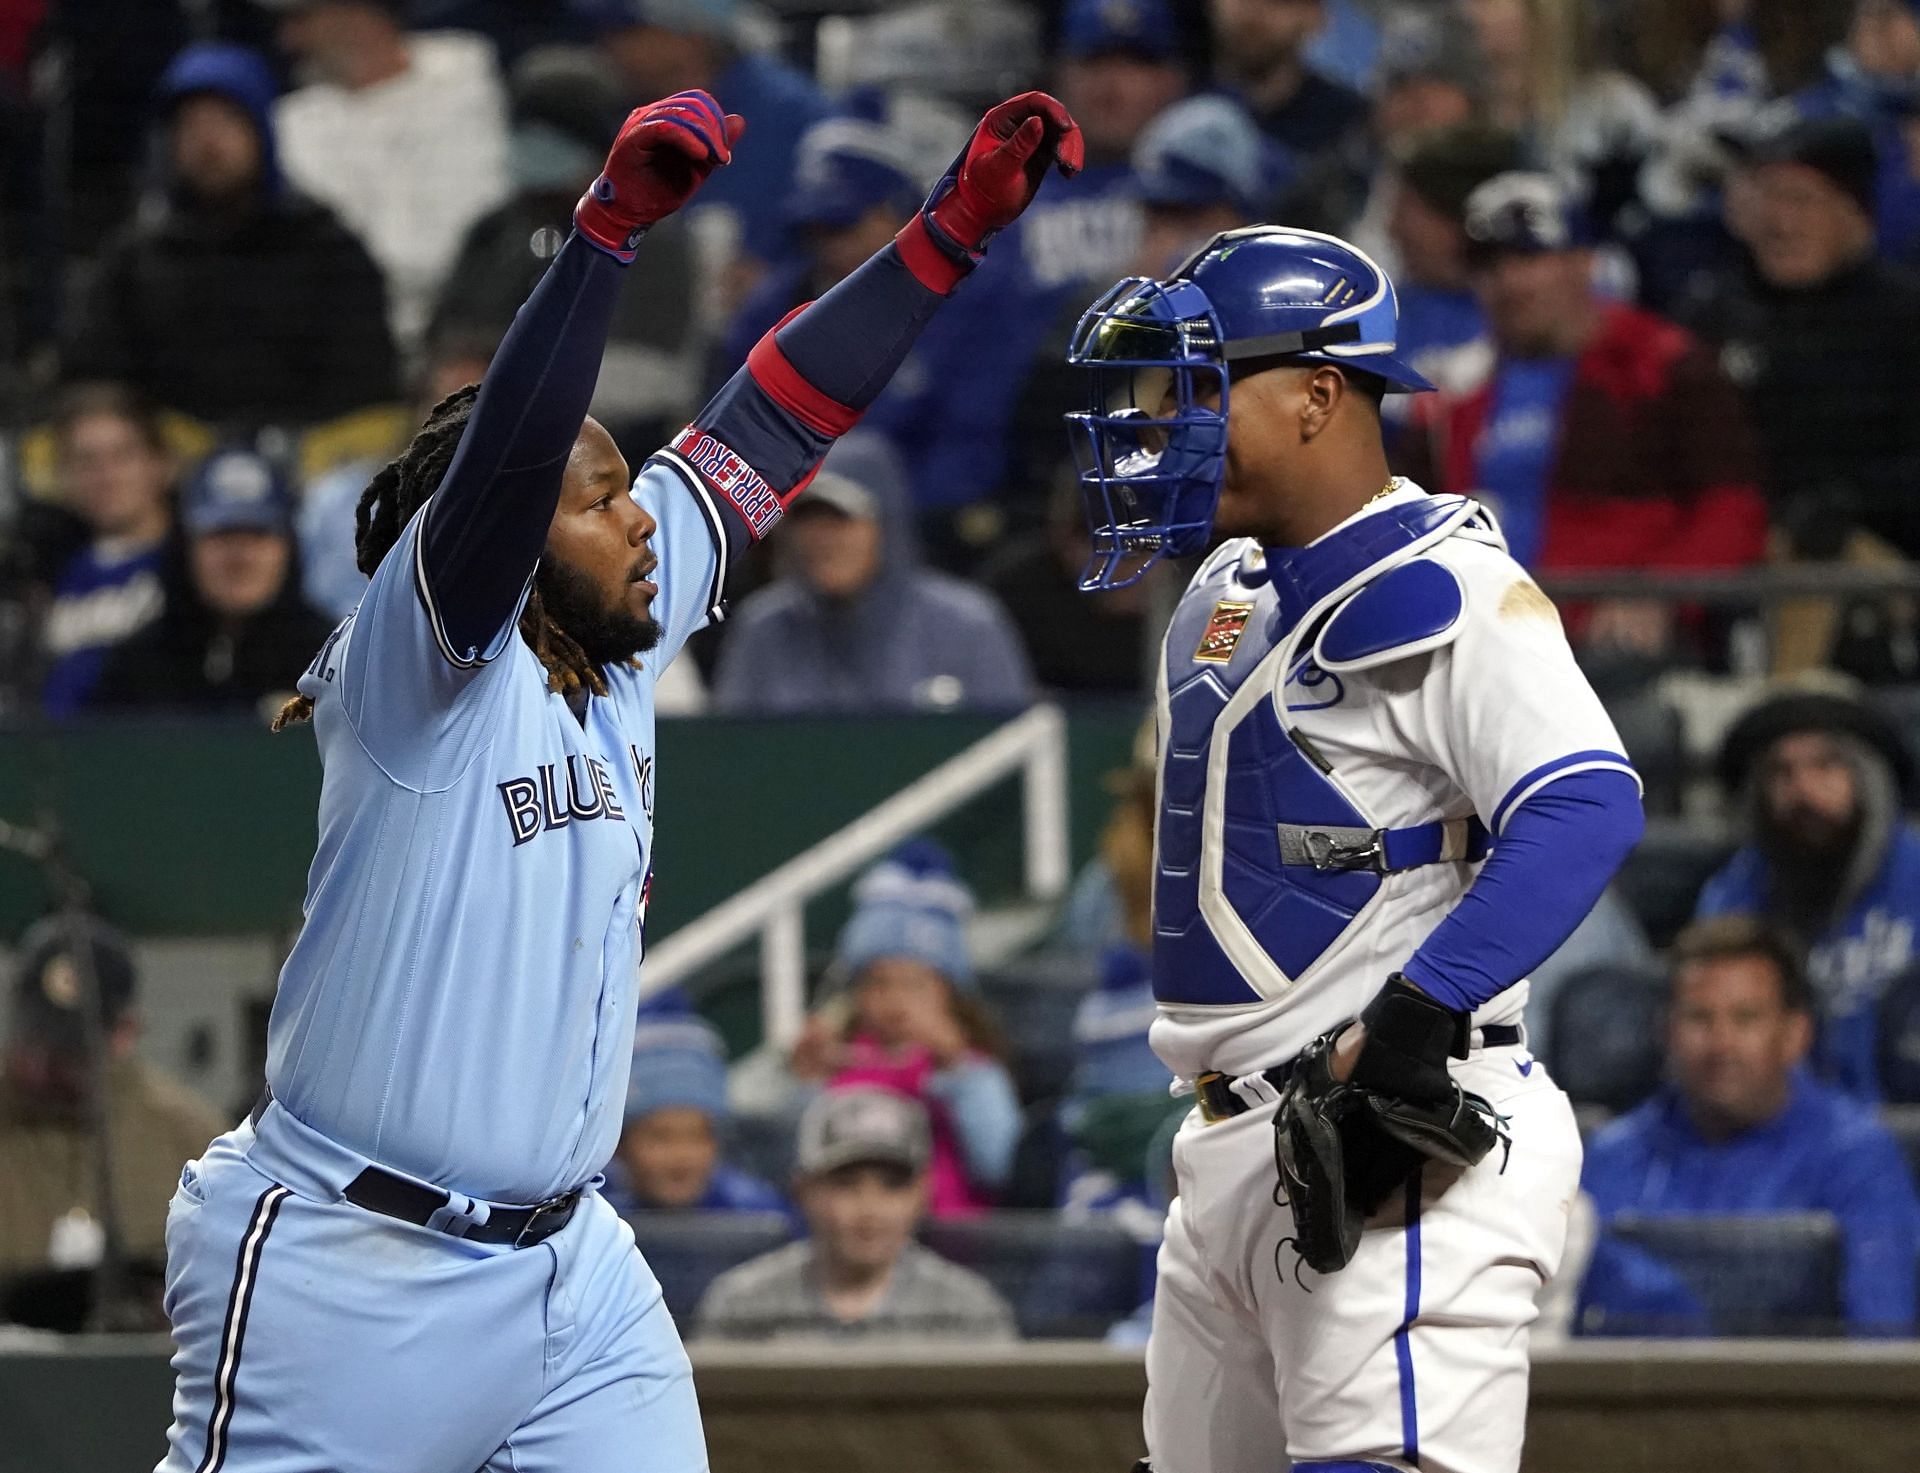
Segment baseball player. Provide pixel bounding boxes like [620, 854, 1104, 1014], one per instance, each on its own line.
[1064, 228, 1647, 1473]
[154, 89, 1081, 1473]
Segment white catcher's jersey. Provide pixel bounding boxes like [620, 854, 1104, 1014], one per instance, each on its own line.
[1147, 483, 1637, 1081]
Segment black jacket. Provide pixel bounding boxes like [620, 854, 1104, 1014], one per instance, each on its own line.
[1682, 254, 1920, 556]
[89, 577, 335, 717]
[67, 192, 399, 432]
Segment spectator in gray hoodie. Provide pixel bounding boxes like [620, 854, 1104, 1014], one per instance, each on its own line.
[711, 467, 1035, 714]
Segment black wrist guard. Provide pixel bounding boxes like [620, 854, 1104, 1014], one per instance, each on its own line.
[1351, 973, 1471, 1103]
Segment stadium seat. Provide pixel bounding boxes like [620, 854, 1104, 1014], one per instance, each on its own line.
[1547, 963, 1667, 1113]
[921, 1212, 1144, 1338]
[1600, 1212, 1843, 1337]
[627, 1211, 795, 1326]
[1614, 821, 1735, 948]
[728, 1108, 801, 1188]
[1001, 1102, 1070, 1210]
[978, 951, 1100, 1105]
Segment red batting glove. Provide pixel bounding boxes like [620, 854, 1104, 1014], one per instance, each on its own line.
[924, 91, 1084, 263]
[574, 90, 747, 263]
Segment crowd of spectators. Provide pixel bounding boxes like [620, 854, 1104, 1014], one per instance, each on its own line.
[13, 0, 1920, 1346]
[8, 0, 1920, 717]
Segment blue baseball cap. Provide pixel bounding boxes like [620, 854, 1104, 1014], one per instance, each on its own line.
[1462, 171, 1593, 260]
[1062, 0, 1178, 62]
[1132, 95, 1276, 216]
[182, 447, 294, 537]
[787, 118, 921, 231]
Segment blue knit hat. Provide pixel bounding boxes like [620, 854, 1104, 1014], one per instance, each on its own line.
[835, 840, 976, 990]
[1071, 946, 1167, 1098]
[625, 988, 729, 1124]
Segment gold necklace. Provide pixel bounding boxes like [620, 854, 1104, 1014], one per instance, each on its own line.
[1365, 477, 1399, 507]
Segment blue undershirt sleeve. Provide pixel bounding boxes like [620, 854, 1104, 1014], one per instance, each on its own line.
[1401, 767, 1645, 1014]
[417, 231, 627, 662]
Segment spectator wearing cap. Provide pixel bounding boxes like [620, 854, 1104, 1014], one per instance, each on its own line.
[1573, 915, 1920, 1338]
[1793, 0, 1920, 262]
[1209, 0, 1368, 168]
[605, 991, 785, 1216]
[64, 41, 398, 434]
[780, 845, 1023, 1219]
[431, 45, 700, 453]
[1696, 683, 1920, 1099]
[262, 0, 510, 353]
[1681, 116, 1920, 571]
[711, 465, 1034, 716]
[92, 446, 336, 718]
[580, 0, 829, 269]
[1407, 171, 1767, 654]
[38, 385, 181, 719]
[693, 1087, 1017, 1341]
[0, 917, 226, 1308]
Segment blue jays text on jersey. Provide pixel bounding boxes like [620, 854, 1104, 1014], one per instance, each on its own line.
[273, 460, 724, 1206]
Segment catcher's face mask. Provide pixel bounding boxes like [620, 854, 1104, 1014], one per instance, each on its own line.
[1064, 276, 1230, 592]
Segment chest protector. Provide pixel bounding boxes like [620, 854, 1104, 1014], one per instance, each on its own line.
[1153, 495, 1494, 1007]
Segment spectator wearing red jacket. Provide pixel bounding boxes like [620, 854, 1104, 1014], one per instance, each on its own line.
[1406, 171, 1767, 653]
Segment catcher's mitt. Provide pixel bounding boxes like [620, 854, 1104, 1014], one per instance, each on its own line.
[1273, 976, 1502, 1275]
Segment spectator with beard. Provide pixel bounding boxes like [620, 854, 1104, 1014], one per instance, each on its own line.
[1574, 915, 1919, 1338]
[1696, 684, 1920, 1099]
[64, 41, 398, 432]
[91, 447, 337, 719]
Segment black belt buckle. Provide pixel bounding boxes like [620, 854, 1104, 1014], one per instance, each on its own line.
[1303, 828, 1387, 873]
[514, 1192, 577, 1248]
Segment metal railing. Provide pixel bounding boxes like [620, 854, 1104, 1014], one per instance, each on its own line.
[637, 704, 1072, 1047]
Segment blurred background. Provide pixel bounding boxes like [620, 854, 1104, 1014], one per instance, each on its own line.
[3, 0, 1920, 1469]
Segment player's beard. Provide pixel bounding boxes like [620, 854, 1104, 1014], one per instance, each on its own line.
[536, 553, 663, 669]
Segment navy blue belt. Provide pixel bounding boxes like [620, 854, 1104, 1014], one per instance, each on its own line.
[247, 1089, 579, 1248]
[1194, 1023, 1523, 1125]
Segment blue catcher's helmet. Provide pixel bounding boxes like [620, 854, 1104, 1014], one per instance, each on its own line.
[1064, 226, 1435, 590]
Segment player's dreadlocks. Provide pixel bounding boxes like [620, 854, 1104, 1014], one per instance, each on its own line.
[274, 385, 609, 731]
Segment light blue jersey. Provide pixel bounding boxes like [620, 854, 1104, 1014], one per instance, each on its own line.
[272, 463, 724, 1203]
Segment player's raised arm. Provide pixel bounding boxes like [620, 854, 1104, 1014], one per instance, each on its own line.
[645, 93, 1084, 566]
[412, 92, 745, 665]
